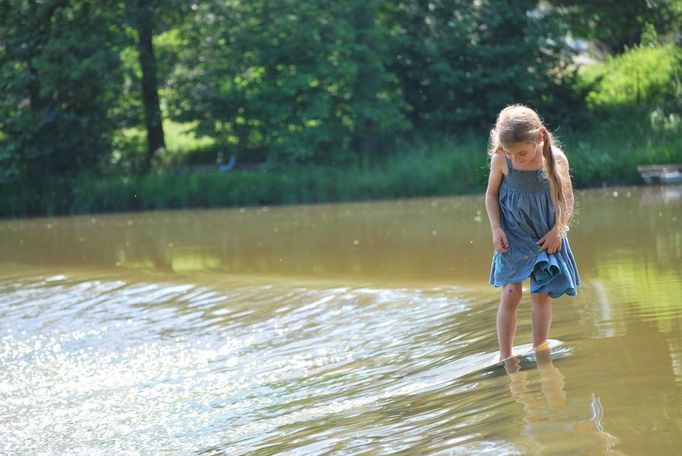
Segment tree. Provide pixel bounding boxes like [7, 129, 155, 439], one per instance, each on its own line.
[0, 0, 124, 184]
[548, 0, 681, 54]
[118, 0, 193, 171]
[128, 0, 166, 172]
[167, 0, 409, 166]
[383, 0, 575, 131]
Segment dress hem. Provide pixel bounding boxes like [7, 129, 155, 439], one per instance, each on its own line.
[489, 279, 578, 298]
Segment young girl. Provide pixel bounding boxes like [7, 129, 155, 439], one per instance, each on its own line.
[485, 104, 580, 361]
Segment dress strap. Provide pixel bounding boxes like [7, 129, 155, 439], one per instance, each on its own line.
[505, 155, 513, 174]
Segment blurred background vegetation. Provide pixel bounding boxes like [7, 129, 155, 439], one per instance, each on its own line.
[1, 0, 681, 217]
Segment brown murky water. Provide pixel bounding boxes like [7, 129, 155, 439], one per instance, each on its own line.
[1, 185, 681, 455]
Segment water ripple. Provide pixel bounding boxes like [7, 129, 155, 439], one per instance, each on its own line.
[1, 274, 493, 455]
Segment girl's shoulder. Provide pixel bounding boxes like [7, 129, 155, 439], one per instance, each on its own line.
[490, 149, 509, 175]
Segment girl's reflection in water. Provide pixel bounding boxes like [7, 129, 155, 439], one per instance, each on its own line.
[505, 342, 627, 455]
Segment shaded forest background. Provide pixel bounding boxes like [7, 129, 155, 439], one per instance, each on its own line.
[1, 0, 681, 217]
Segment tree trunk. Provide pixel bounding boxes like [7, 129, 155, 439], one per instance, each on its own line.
[134, 0, 165, 172]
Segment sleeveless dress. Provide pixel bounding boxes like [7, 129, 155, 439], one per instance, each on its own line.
[489, 156, 580, 298]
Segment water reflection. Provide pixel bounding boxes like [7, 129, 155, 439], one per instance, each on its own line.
[0, 199, 495, 284]
[1, 185, 680, 288]
[639, 185, 682, 206]
[505, 342, 625, 455]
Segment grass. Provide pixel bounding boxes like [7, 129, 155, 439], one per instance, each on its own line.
[2, 111, 681, 218]
[562, 109, 682, 187]
[123, 119, 217, 153]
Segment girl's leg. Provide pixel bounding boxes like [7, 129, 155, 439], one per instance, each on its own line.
[530, 292, 552, 347]
[497, 282, 522, 360]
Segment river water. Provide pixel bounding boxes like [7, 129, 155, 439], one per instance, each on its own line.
[1, 185, 681, 455]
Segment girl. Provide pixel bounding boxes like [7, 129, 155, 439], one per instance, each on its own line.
[485, 104, 580, 361]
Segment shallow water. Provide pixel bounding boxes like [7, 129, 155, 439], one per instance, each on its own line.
[1, 185, 681, 455]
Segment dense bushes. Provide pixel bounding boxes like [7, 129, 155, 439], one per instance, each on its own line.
[580, 43, 681, 110]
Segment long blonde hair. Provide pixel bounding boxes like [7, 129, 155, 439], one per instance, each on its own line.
[488, 104, 572, 235]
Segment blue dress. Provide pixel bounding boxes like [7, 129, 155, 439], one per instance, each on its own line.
[489, 156, 580, 297]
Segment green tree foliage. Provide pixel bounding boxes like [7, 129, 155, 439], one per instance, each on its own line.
[549, 0, 681, 54]
[0, 0, 124, 183]
[168, 0, 409, 166]
[383, 0, 575, 132]
[167, 0, 575, 165]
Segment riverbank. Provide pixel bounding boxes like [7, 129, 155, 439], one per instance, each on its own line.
[2, 118, 680, 218]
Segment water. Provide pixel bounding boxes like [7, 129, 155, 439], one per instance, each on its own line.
[1, 185, 681, 455]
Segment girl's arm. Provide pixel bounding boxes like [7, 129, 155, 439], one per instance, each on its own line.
[554, 149, 574, 222]
[485, 151, 509, 253]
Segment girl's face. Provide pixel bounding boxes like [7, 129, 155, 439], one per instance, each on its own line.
[503, 136, 543, 166]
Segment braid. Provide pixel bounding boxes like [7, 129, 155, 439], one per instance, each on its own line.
[542, 129, 569, 236]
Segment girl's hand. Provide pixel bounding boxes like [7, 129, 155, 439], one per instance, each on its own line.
[493, 227, 509, 253]
[537, 225, 562, 254]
